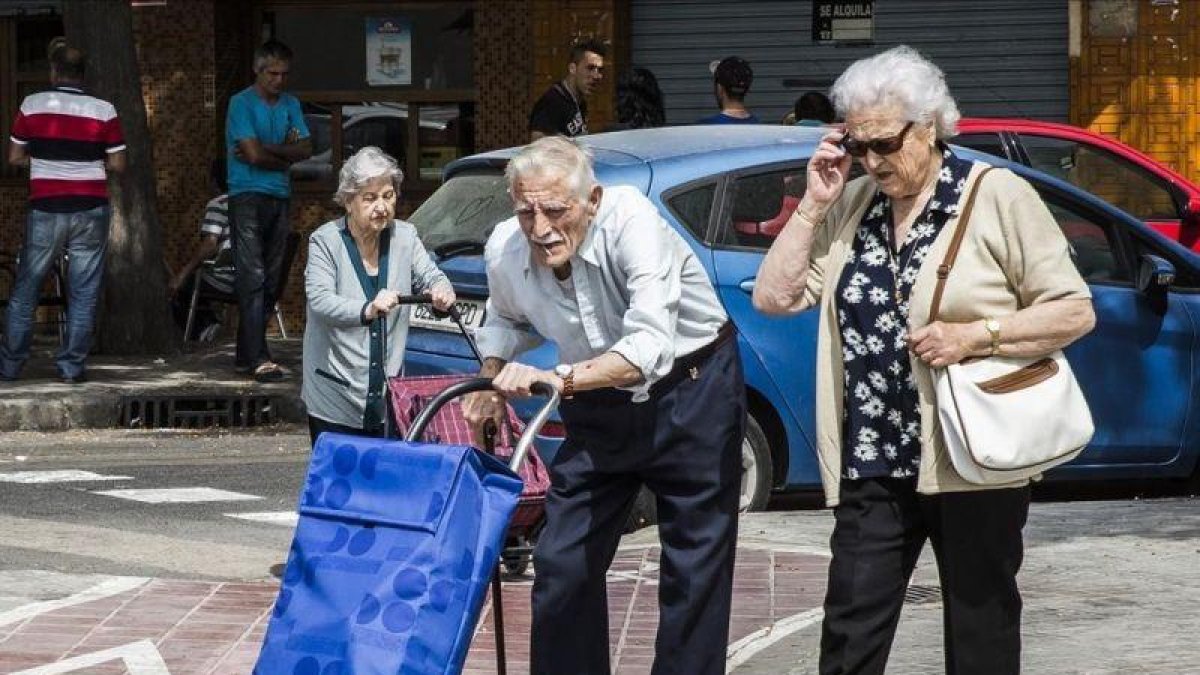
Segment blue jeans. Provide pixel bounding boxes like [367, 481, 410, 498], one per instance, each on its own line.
[1, 207, 109, 379]
[229, 193, 290, 370]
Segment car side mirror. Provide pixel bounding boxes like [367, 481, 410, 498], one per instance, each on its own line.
[1136, 254, 1175, 295]
[1184, 196, 1200, 229]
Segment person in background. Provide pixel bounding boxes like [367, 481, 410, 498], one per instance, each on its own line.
[1, 44, 125, 384]
[753, 45, 1095, 675]
[169, 159, 233, 342]
[529, 38, 606, 140]
[463, 137, 744, 675]
[302, 146, 454, 444]
[226, 39, 312, 383]
[608, 67, 665, 130]
[696, 55, 759, 125]
[792, 90, 836, 126]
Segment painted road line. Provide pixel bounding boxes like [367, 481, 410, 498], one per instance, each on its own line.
[725, 608, 824, 671]
[10, 640, 170, 675]
[92, 488, 263, 504]
[0, 576, 149, 629]
[225, 511, 299, 527]
[0, 471, 133, 484]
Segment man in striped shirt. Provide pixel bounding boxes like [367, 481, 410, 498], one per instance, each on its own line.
[169, 160, 233, 341]
[2, 45, 125, 383]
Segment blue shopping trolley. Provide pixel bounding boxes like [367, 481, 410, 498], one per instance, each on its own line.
[254, 379, 559, 675]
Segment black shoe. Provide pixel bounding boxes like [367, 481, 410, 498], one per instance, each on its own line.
[0, 372, 16, 382]
[60, 372, 88, 384]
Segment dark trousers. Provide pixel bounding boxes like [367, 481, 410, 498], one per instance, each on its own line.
[819, 477, 1030, 675]
[229, 192, 290, 370]
[307, 415, 381, 447]
[530, 339, 745, 675]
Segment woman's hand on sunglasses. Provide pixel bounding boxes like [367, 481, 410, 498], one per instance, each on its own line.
[802, 129, 853, 216]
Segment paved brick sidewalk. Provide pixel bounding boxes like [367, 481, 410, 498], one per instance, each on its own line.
[0, 547, 828, 674]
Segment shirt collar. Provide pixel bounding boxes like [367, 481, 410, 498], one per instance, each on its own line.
[927, 144, 974, 216]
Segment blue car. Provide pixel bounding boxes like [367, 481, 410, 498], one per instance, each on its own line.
[403, 125, 1200, 510]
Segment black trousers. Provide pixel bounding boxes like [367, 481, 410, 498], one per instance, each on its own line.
[229, 192, 290, 370]
[530, 338, 745, 675]
[819, 477, 1031, 675]
[307, 415, 381, 447]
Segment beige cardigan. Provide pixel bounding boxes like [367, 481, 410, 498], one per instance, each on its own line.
[803, 163, 1091, 506]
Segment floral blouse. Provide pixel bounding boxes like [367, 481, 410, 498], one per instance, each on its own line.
[834, 146, 976, 480]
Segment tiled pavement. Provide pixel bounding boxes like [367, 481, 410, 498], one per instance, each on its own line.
[0, 547, 829, 674]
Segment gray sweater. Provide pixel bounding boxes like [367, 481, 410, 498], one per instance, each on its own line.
[301, 218, 450, 428]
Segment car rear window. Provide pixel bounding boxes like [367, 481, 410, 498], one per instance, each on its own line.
[408, 171, 512, 251]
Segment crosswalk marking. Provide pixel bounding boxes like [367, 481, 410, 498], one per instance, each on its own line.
[93, 487, 263, 504]
[0, 470, 133, 484]
[225, 511, 298, 527]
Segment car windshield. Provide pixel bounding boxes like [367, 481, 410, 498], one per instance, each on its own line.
[409, 171, 512, 251]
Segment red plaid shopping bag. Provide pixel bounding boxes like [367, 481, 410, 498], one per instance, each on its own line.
[387, 374, 549, 531]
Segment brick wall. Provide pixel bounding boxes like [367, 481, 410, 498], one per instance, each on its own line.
[475, 0, 533, 152]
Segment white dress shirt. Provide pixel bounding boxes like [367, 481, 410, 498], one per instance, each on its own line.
[475, 185, 728, 401]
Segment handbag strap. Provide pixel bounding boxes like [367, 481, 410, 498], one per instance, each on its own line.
[928, 166, 995, 321]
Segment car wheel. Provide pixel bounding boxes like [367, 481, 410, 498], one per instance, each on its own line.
[740, 414, 773, 512]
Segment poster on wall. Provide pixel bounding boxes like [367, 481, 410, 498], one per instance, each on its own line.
[366, 17, 412, 86]
[812, 2, 874, 44]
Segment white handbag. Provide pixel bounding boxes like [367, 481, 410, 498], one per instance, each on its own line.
[930, 168, 1095, 485]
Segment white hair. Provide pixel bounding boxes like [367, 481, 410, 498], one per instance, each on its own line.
[830, 45, 960, 139]
[334, 146, 403, 207]
[505, 136, 597, 202]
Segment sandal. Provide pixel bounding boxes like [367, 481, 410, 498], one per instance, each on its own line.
[253, 362, 286, 383]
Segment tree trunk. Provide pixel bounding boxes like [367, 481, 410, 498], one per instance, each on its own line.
[63, 0, 176, 354]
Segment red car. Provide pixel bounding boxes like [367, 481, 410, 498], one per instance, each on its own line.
[734, 118, 1200, 253]
[956, 118, 1200, 251]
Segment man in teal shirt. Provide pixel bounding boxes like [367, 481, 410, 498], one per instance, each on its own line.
[225, 39, 311, 382]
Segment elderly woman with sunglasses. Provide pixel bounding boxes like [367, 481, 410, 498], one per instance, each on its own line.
[302, 146, 455, 445]
[755, 46, 1094, 675]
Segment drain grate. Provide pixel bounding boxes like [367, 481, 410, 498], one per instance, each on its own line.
[118, 394, 280, 429]
[905, 584, 941, 605]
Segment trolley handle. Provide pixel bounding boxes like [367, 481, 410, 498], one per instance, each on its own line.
[404, 378, 560, 473]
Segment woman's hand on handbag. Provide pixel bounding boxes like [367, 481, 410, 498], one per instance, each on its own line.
[907, 320, 988, 368]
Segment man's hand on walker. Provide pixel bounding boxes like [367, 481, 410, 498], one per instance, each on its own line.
[430, 283, 456, 312]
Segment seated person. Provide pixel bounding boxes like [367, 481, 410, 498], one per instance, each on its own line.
[169, 160, 234, 341]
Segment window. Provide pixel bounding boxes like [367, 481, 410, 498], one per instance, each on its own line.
[719, 167, 808, 250]
[408, 171, 511, 252]
[665, 183, 716, 241]
[1039, 191, 1131, 284]
[953, 133, 1009, 161]
[289, 102, 474, 186]
[263, 2, 477, 189]
[1020, 134, 1180, 223]
[1, 14, 64, 181]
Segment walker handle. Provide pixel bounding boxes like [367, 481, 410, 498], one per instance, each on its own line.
[404, 378, 560, 472]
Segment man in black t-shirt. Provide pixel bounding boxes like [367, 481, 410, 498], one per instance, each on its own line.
[529, 38, 606, 141]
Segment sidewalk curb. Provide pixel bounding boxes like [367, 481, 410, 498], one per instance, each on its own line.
[0, 388, 306, 432]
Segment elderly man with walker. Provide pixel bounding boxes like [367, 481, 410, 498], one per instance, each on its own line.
[463, 136, 745, 675]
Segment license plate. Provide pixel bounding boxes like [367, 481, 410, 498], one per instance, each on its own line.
[410, 298, 486, 333]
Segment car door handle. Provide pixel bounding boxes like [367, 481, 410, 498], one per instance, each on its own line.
[739, 278, 756, 293]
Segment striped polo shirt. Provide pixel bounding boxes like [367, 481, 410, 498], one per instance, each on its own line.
[10, 85, 125, 213]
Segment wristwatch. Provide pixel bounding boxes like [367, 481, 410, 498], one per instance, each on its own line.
[984, 318, 1001, 356]
[553, 363, 576, 399]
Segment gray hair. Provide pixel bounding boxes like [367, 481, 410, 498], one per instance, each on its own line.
[505, 136, 597, 202]
[830, 45, 960, 139]
[252, 39, 293, 73]
[334, 146, 403, 207]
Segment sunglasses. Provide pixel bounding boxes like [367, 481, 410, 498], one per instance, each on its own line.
[840, 121, 915, 158]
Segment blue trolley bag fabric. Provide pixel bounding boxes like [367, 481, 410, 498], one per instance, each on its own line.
[254, 432, 523, 675]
